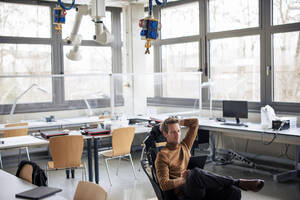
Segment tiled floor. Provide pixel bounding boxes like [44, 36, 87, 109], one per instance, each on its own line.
[3, 151, 300, 200]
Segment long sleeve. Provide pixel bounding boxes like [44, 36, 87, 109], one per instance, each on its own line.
[155, 151, 185, 191]
[181, 118, 199, 150]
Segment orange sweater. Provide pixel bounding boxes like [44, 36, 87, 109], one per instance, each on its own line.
[155, 118, 199, 194]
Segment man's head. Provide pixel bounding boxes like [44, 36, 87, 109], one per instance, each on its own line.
[161, 117, 181, 145]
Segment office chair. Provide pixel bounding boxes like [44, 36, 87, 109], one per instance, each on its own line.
[98, 127, 136, 185]
[0, 122, 30, 168]
[46, 135, 87, 184]
[73, 181, 107, 200]
[141, 138, 207, 200]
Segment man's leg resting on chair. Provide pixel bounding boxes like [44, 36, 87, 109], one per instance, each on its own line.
[182, 168, 264, 200]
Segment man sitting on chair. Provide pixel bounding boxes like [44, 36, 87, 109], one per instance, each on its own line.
[155, 117, 264, 200]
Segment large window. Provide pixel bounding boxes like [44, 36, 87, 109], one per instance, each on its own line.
[273, 31, 300, 102]
[161, 2, 199, 39]
[159, 1, 200, 100]
[0, 2, 52, 106]
[0, 1, 121, 114]
[208, 0, 259, 32]
[153, 0, 300, 112]
[0, 2, 50, 38]
[210, 36, 260, 101]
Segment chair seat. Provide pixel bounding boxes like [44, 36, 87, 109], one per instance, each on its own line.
[48, 161, 84, 169]
[98, 150, 114, 157]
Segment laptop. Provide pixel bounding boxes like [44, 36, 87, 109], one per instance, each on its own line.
[16, 186, 62, 200]
[40, 131, 68, 139]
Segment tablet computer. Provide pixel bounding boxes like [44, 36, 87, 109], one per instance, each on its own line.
[16, 186, 62, 200]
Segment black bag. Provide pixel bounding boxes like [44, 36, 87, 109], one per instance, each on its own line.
[16, 160, 48, 186]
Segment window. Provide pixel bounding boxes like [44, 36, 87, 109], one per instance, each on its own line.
[273, 0, 300, 25]
[0, 1, 122, 114]
[0, 3, 50, 37]
[161, 2, 199, 39]
[210, 36, 260, 101]
[208, 0, 259, 32]
[273, 31, 300, 102]
[0, 2, 52, 105]
[64, 46, 112, 100]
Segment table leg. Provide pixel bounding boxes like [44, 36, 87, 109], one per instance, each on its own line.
[94, 137, 99, 184]
[210, 134, 216, 162]
[87, 138, 93, 182]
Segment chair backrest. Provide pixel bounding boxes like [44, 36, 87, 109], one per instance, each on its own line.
[112, 127, 135, 156]
[18, 163, 33, 183]
[49, 135, 83, 168]
[73, 181, 107, 200]
[3, 122, 28, 138]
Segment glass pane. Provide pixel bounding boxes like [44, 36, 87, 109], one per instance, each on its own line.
[162, 42, 199, 72]
[162, 42, 199, 98]
[63, 9, 111, 40]
[64, 46, 112, 100]
[273, 0, 300, 25]
[65, 75, 110, 101]
[273, 31, 300, 102]
[64, 46, 112, 74]
[210, 35, 260, 101]
[161, 2, 199, 39]
[209, 0, 259, 32]
[0, 44, 51, 74]
[0, 77, 52, 104]
[162, 73, 201, 99]
[0, 2, 50, 38]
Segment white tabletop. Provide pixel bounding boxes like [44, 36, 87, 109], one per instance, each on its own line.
[0, 169, 66, 200]
[0, 136, 49, 150]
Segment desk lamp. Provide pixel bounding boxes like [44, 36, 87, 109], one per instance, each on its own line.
[10, 84, 48, 116]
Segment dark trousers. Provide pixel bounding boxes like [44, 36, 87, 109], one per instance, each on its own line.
[183, 168, 241, 200]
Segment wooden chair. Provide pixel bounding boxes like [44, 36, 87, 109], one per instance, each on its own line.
[98, 127, 136, 185]
[18, 163, 33, 183]
[73, 181, 107, 200]
[0, 123, 30, 168]
[46, 135, 86, 183]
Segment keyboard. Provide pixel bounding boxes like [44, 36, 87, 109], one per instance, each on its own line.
[221, 122, 246, 127]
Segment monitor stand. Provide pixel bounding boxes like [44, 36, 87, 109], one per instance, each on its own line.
[222, 117, 245, 126]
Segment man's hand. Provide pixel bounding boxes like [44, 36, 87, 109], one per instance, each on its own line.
[181, 170, 190, 180]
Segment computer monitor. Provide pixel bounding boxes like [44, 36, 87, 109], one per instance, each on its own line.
[222, 100, 248, 125]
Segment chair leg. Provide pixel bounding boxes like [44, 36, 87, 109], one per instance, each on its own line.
[0, 152, 3, 169]
[129, 154, 137, 179]
[18, 148, 22, 163]
[25, 147, 30, 161]
[46, 164, 49, 185]
[116, 157, 121, 176]
[140, 145, 146, 161]
[83, 162, 87, 181]
[105, 158, 112, 186]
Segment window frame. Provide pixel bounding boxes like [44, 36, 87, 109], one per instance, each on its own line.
[150, 0, 300, 114]
[0, 0, 123, 115]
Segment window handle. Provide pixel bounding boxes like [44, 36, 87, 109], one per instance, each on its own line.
[266, 65, 271, 76]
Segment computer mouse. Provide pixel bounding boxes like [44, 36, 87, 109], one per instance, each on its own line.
[244, 124, 248, 127]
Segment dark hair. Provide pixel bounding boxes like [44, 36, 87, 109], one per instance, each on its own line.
[161, 117, 179, 134]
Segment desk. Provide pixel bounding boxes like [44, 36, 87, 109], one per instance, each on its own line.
[0, 116, 101, 132]
[0, 169, 65, 200]
[85, 125, 151, 184]
[198, 119, 300, 182]
[0, 136, 49, 169]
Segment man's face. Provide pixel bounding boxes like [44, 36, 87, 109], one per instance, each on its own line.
[164, 123, 181, 145]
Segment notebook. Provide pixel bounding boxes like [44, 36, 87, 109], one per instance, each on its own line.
[15, 186, 62, 200]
